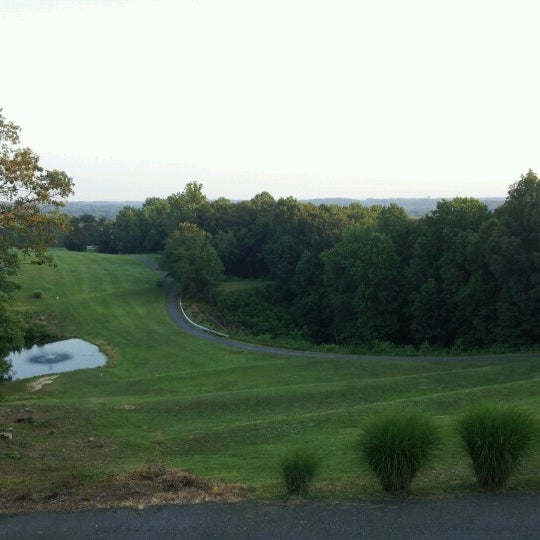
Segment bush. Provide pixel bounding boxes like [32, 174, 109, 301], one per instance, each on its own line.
[359, 410, 437, 493]
[33, 290, 43, 299]
[280, 448, 320, 497]
[216, 284, 295, 338]
[458, 404, 535, 490]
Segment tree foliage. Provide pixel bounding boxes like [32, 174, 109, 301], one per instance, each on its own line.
[63, 214, 109, 251]
[99, 170, 540, 351]
[1, 110, 74, 266]
[0, 109, 74, 371]
[160, 222, 223, 302]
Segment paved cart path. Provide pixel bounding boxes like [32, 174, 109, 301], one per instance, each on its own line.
[136, 256, 540, 363]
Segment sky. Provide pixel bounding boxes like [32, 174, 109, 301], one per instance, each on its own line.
[1, 0, 539, 202]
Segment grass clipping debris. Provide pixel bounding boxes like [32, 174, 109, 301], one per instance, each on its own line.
[1, 466, 248, 514]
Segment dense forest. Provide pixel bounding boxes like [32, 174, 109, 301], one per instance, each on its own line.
[61, 171, 540, 351]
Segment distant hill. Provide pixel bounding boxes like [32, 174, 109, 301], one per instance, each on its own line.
[63, 197, 506, 219]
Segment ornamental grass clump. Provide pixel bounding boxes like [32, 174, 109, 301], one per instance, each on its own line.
[280, 448, 320, 497]
[458, 404, 535, 490]
[359, 410, 437, 493]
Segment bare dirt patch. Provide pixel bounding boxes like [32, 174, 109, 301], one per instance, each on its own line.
[0, 468, 248, 514]
[26, 375, 59, 392]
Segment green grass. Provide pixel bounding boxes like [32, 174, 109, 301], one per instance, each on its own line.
[1, 250, 540, 501]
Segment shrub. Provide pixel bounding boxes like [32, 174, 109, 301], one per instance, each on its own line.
[216, 284, 294, 338]
[280, 448, 320, 497]
[24, 321, 52, 343]
[359, 410, 437, 493]
[33, 290, 43, 299]
[458, 404, 535, 490]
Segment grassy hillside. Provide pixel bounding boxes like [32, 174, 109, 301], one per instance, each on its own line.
[1, 250, 539, 507]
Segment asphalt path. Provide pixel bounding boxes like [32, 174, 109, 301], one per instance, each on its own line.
[136, 255, 540, 363]
[2, 494, 540, 539]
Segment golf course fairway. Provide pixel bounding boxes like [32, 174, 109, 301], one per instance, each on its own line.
[1, 250, 539, 508]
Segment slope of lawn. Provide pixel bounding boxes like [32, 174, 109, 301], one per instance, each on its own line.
[1, 249, 539, 504]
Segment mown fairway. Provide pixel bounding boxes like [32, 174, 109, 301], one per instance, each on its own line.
[1, 250, 540, 503]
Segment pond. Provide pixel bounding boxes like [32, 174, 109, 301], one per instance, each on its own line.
[6, 339, 107, 381]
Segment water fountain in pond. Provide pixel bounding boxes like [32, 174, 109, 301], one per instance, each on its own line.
[29, 352, 72, 364]
[5, 339, 107, 380]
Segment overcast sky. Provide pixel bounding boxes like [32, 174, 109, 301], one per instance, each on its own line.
[1, 0, 539, 201]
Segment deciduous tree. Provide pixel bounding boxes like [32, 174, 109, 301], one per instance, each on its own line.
[0, 109, 74, 371]
[160, 222, 223, 302]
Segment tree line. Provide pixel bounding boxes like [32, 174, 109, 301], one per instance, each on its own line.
[61, 172, 540, 351]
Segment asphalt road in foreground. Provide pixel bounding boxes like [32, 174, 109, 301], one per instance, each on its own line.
[1, 494, 539, 539]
